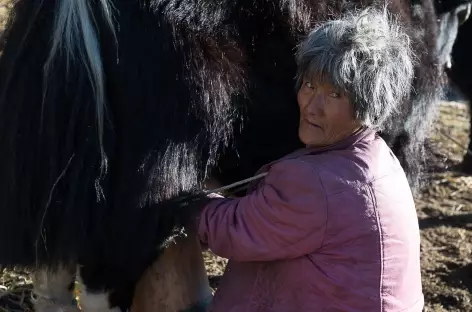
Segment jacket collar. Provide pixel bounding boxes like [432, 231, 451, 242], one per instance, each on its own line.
[255, 126, 375, 175]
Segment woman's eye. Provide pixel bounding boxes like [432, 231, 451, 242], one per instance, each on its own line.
[304, 81, 314, 89]
[329, 92, 340, 98]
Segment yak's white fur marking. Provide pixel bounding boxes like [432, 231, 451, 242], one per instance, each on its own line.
[32, 265, 79, 312]
[76, 273, 120, 312]
[44, 0, 117, 188]
[78, 292, 120, 312]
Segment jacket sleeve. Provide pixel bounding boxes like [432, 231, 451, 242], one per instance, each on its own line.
[197, 159, 328, 262]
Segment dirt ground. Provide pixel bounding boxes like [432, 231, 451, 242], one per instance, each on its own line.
[414, 102, 472, 312]
[0, 2, 471, 311]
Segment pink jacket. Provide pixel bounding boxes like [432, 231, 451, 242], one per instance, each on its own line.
[198, 128, 424, 312]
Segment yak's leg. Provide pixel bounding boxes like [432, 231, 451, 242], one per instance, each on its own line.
[31, 264, 79, 312]
[131, 231, 212, 312]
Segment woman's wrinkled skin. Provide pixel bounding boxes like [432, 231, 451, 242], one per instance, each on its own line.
[297, 78, 362, 147]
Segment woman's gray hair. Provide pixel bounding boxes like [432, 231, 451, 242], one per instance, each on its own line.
[295, 7, 415, 130]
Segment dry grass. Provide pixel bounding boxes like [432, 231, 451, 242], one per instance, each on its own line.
[0, 0, 12, 31]
[416, 102, 472, 312]
[0, 269, 33, 312]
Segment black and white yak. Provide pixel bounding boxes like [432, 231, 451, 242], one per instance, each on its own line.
[0, 0, 465, 311]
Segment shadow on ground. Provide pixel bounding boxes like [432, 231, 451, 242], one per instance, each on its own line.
[441, 262, 472, 292]
[419, 212, 472, 230]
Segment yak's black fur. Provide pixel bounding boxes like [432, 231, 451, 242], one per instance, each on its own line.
[0, 0, 447, 310]
[448, 16, 472, 173]
[213, 0, 445, 190]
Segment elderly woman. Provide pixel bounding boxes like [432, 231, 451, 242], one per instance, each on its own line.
[195, 8, 424, 312]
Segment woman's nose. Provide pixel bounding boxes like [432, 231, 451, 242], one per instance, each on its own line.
[306, 93, 324, 115]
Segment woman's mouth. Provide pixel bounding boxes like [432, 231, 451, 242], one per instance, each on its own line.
[305, 119, 321, 129]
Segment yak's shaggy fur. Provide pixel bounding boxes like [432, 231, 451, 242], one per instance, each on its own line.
[213, 0, 444, 191]
[0, 0, 446, 310]
[447, 13, 472, 172]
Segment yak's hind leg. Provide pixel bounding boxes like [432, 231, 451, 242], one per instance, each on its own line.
[131, 232, 212, 312]
[31, 264, 79, 312]
[75, 232, 213, 312]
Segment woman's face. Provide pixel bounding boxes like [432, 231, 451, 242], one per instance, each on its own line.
[297, 78, 362, 147]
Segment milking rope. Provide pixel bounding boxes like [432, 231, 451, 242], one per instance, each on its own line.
[171, 172, 268, 204]
[203, 172, 268, 195]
